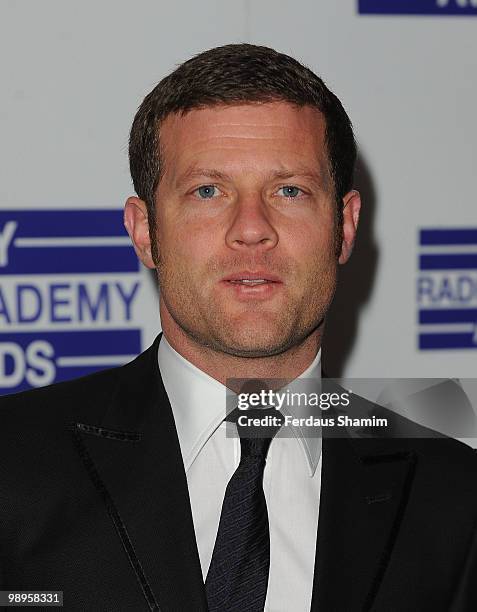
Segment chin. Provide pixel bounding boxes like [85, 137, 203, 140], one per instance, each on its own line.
[212, 327, 294, 358]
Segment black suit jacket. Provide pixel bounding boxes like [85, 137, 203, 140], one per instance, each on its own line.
[1, 333, 477, 611]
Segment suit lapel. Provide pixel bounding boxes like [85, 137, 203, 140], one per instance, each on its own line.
[69, 334, 207, 611]
[311, 429, 417, 611]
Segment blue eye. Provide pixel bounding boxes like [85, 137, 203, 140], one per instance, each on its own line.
[278, 186, 302, 198]
[195, 185, 219, 199]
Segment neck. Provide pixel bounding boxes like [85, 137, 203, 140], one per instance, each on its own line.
[159, 300, 322, 391]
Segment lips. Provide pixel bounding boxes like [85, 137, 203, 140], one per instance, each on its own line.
[229, 279, 270, 285]
[222, 271, 282, 284]
[220, 270, 282, 300]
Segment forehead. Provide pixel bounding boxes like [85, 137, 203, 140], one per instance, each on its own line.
[159, 101, 329, 179]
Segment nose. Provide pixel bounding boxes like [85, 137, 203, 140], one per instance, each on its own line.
[225, 193, 279, 252]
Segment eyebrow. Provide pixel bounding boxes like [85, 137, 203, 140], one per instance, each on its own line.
[269, 169, 325, 185]
[175, 168, 233, 187]
[175, 166, 326, 188]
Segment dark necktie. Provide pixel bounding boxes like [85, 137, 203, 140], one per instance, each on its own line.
[205, 408, 281, 611]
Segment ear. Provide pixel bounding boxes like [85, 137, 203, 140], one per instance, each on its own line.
[124, 196, 156, 269]
[338, 190, 361, 265]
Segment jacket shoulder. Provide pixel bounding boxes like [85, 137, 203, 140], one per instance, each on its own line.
[0, 337, 160, 430]
[346, 392, 477, 481]
[0, 366, 121, 430]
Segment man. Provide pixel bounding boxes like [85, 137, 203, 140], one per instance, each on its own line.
[1, 44, 477, 611]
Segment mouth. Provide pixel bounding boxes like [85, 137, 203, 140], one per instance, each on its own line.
[228, 279, 274, 286]
[222, 271, 282, 285]
[220, 271, 283, 300]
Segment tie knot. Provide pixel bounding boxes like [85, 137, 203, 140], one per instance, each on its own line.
[227, 407, 283, 435]
[226, 406, 283, 464]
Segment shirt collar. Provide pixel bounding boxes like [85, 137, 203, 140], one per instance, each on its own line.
[158, 333, 322, 477]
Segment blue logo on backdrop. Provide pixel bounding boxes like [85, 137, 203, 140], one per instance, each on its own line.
[359, 0, 477, 15]
[0, 210, 142, 394]
[417, 228, 477, 350]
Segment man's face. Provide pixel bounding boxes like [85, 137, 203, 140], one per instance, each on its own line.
[129, 101, 359, 358]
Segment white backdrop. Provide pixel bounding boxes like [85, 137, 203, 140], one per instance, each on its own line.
[1, 0, 476, 396]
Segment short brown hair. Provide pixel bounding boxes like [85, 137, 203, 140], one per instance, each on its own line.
[129, 43, 357, 259]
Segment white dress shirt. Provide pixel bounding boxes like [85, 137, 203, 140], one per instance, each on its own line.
[158, 334, 322, 612]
